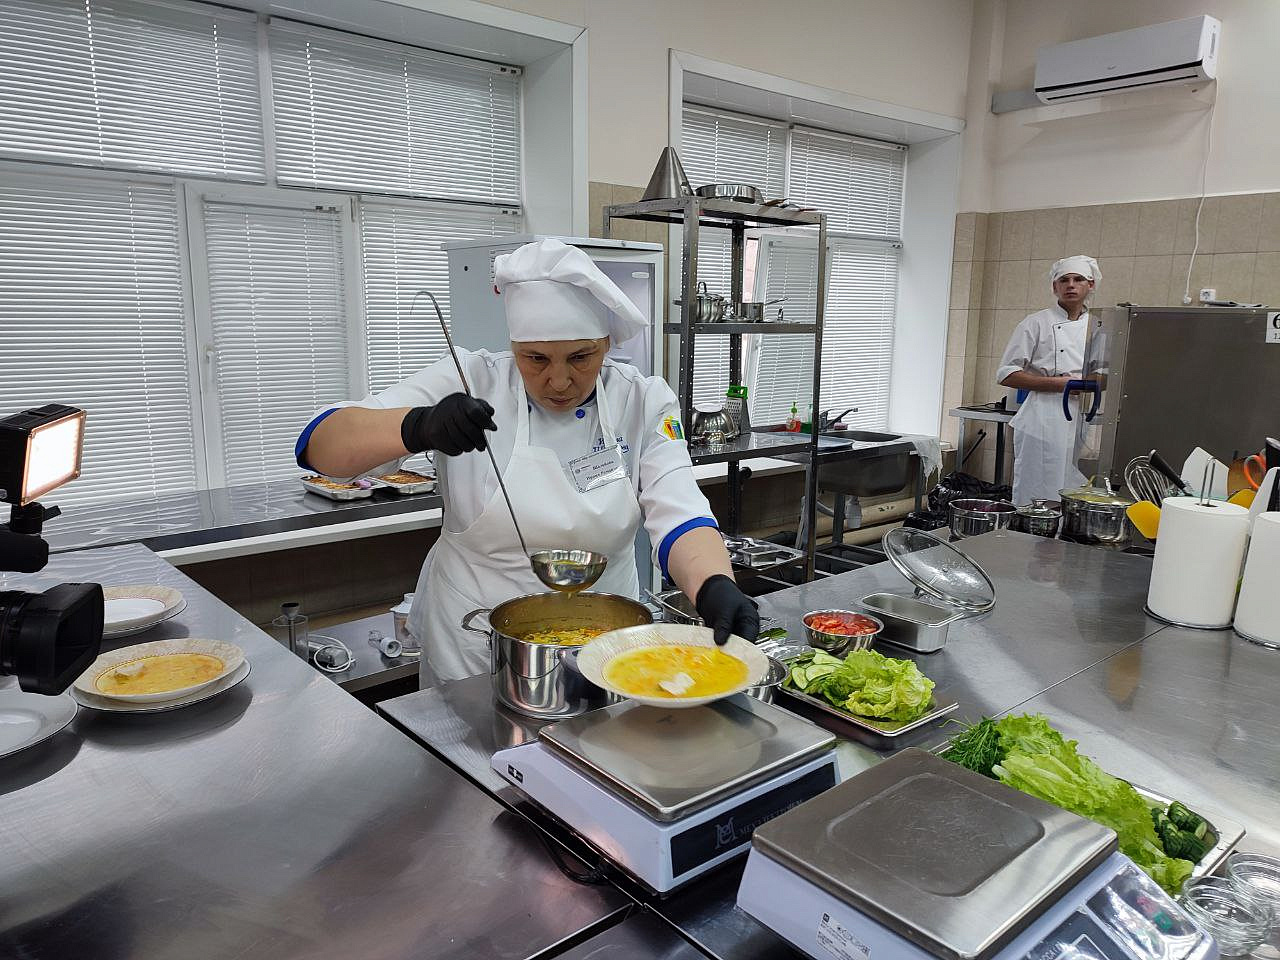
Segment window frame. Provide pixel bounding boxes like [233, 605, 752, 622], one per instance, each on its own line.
[183, 183, 366, 487]
[0, 158, 217, 497]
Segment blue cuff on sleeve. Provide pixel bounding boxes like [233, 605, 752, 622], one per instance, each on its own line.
[658, 517, 720, 580]
[295, 408, 340, 470]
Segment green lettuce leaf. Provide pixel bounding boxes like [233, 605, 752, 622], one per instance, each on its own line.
[993, 747, 1195, 895]
[837, 649, 935, 722]
[787, 648, 935, 723]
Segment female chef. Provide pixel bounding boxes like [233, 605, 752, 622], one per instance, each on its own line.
[298, 238, 759, 684]
[997, 255, 1101, 505]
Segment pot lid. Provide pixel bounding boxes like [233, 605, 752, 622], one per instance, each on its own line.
[881, 528, 996, 613]
[1058, 484, 1133, 506]
[1014, 499, 1062, 518]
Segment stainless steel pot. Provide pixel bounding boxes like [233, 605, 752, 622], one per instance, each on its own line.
[1059, 486, 1133, 546]
[1012, 499, 1063, 538]
[674, 281, 726, 323]
[948, 498, 1016, 539]
[461, 591, 652, 719]
[732, 298, 787, 323]
[695, 182, 764, 204]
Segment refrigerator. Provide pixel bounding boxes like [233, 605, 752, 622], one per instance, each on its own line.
[1071, 305, 1280, 487]
[445, 235, 666, 593]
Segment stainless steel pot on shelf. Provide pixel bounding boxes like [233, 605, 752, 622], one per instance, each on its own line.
[461, 591, 652, 719]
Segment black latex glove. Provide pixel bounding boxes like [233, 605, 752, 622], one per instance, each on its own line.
[695, 574, 760, 646]
[401, 393, 497, 456]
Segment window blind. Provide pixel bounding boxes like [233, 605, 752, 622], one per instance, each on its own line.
[679, 106, 786, 406]
[269, 20, 521, 205]
[361, 201, 518, 393]
[750, 237, 899, 429]
[0, 0, 264, 180]
[749, 239, 819, 426]
[0, 176, 198, 506]
[680, 106, 787, 197]
[201, 201, 350, 484]
[788, 127, 905, 241]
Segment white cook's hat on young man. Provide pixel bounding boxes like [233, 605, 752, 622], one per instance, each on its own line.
[1049, 255, 1101, 285]
[495, 238, 647, 344]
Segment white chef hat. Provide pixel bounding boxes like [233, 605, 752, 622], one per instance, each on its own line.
[1050, 255, 1102, 285]
[495, 238, 647, 344]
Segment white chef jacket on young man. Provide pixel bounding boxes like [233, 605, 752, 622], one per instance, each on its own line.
[997, 259, 1096, 505]
[297, 240, 717, 685]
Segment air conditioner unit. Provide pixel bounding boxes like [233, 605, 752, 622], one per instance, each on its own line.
[1034, 15, 1220, 104]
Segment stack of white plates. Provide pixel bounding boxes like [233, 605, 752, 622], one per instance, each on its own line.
[102, 585, 186, 639]
[71, 638, 250, 714]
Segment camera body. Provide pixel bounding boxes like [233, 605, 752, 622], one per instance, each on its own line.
[1, 405, 104, 695]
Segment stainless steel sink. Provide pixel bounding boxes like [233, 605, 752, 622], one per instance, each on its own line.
[827, 429, 902, 442]
[816, 430, 911, 497]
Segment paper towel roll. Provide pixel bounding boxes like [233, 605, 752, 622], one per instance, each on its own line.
[1235, 512, 1280, 646]
[1147, 498, 1250, 628]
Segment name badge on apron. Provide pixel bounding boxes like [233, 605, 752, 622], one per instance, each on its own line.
[567, 444, 627, 494]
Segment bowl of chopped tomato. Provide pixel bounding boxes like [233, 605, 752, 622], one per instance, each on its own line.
[801, 609, 884, 655]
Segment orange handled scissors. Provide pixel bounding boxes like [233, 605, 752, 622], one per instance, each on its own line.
[1244, 452, 1268, 490]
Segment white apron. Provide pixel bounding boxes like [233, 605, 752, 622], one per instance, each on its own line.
[1010, 316, 1088, 505]
[412, 376, 643, 686]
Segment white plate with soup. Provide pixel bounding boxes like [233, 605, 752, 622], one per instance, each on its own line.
[74, 638, 245, 704]
[577, 624, 767, 708]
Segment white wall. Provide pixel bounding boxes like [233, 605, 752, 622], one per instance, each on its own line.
[478, 0, 974, 186]
[961, 0, 1280, 212]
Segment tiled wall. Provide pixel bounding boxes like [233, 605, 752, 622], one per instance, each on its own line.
[945, 191, 1280, 482]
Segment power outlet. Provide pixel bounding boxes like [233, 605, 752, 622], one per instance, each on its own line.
[1199, 287, 1217, 302]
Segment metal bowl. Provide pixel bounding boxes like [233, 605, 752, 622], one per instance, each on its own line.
[802, 610, 884, 655]
[743, 656, 788, 703]
[530, 549, 608, 593]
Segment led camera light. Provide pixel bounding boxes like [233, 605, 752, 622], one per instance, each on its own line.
[0, 404, 86, 506]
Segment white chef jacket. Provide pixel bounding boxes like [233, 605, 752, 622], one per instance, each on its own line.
[997, 304, 1089, 504]
[996, 304, 1087, 384]
[298, 348, 717, 576]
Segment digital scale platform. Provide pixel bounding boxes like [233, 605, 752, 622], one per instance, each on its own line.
[738, 748, 1217, 960]
[492, 694, 838, 893]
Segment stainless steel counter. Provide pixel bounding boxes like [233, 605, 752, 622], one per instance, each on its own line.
[380, 531, 1280, 960]
[756, 531, 1166, 748]
[41, 479, 442, 555]
[0, 544, 628, 960]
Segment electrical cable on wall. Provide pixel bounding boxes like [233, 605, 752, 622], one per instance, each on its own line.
[1182, 95, 1218, 305]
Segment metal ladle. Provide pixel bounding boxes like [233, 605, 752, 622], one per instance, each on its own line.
[411, 291, 607, 594]
[412, 290, 530, 560]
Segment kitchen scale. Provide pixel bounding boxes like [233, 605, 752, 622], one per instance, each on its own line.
[492, 694, 838, 894]
[738, 748, 1217, 960]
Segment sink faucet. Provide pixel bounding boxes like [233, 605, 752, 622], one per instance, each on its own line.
[818, 407, 857, 431]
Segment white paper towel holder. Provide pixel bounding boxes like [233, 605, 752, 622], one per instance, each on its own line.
[1145, 461, 1240, 631]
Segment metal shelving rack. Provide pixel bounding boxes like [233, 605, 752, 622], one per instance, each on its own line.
[603, 195, 827, 581]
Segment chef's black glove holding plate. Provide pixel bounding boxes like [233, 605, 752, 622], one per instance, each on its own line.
[696, 574, 760, 646]
[401, 392, 497, 456]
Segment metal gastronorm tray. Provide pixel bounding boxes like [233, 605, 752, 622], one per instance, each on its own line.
[776, 685, 959, 750]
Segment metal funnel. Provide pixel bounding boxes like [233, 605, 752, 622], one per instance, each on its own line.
[640, 146, 693, 201]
